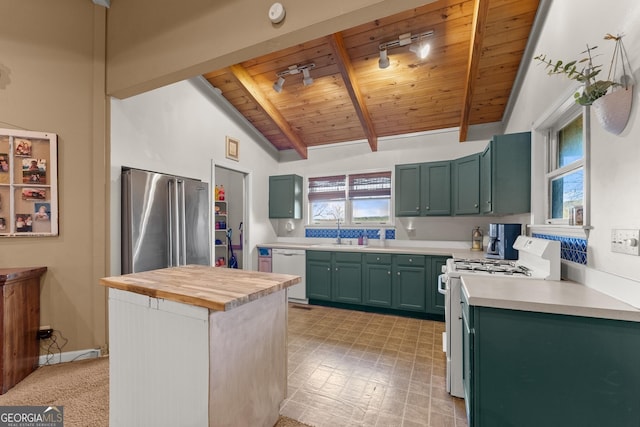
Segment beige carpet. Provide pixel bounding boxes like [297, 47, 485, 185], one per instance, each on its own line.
[0, 356, 312, 427]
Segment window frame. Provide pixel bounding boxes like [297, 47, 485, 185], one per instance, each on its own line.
[541, 99, 590, 227]
[307, 170, 393, 226]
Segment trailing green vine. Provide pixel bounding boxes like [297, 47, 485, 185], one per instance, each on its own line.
[534, 37, 618, 106]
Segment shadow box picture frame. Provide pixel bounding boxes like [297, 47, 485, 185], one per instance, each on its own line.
[225, 136, 239, 161]
[0, 128, 58, 237]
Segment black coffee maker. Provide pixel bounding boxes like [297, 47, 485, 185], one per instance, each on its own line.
[486, 223, 521, 260]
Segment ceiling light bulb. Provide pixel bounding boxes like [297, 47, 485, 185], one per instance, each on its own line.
[410, 41, 431, 60]
[273, 76, 285, 93]
[302, 68, 313, 86]
[378, 49, 390, 69]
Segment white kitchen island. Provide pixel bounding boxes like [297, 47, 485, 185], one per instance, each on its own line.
[100, 265, 301, 427]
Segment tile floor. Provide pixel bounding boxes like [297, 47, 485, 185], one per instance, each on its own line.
[281, 303, 468, 427]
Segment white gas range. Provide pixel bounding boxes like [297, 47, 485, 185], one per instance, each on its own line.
[438, 235, 561, 398]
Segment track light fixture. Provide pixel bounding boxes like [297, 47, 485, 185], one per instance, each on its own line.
[378, 30, 434, 69]
[272, 63, 316, 92]
[273, 76, 285, 93]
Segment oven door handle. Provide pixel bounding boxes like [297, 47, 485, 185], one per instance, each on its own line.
[438, 274, 447, 295]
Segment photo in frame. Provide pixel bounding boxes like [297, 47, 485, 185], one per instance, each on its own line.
[22, 158, 47, 184]
[21, 188, 47, 200]
[225, 136, 239, 161]
[0, 153, 8, 172]
[14, 138, 32, 156]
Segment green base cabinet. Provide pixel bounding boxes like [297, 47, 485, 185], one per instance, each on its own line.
[311, 251, 445, 317]
[480, 132, 531, 215]
[363, 254, 393, 307]
[462, 294, 640, 427]
[427, 256, 447, 315]
[269, 174, 303, 219]
[333, 252, 363, 304]
[306, 251, 362, 303]
[306, 251, 332, 300]
[392, 255, 426, 312]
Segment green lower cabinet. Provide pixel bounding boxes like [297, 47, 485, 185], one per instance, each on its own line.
[463, 297, 640, 427]
[310, 251, 445, 318]
[333, 253, 363, 304]
[306, 251, 362, 303]
[392, 255, 426, 312]
[428, 256, 447, 315]
[363, 254, 393, 307]
[306, 251, 332, 300]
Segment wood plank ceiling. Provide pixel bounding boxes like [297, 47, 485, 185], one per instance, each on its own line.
[203, 0, 540, 159]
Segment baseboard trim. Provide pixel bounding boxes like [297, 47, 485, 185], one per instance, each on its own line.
[39, 348, 102, 366]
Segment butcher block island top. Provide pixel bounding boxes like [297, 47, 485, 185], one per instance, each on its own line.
[100, 264, 301, 312]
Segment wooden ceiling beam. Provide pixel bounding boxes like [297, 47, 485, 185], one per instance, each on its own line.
[228, 64, 308, 159]
[459, 0, 490, 142]
[329, 32, 378, 152]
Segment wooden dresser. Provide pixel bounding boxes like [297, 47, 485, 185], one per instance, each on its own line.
[0, 266, 47, 394]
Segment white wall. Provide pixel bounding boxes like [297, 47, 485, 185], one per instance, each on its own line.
[110, 78, 281, 273]
[505, 0, 640, 296]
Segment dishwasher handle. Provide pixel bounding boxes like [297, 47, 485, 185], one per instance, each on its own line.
[272, 249, 305, 256]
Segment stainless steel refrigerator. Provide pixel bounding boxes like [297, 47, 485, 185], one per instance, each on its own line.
[121, 167, 211, 274]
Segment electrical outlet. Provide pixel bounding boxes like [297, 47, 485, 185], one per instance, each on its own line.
[611, 229, 640, 256]
[38, 325, 53, 340]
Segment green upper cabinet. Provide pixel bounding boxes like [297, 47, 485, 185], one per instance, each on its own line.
[480, 132, 531, 215]
[395, 161, 451, 217]
[452, 153, 480, 215]
[420, 161, 451, 215]
[395, 164, 421, 216]
[269, 174, 303, 219]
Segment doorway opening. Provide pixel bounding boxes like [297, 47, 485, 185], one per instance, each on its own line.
[213, 164, 247, 269]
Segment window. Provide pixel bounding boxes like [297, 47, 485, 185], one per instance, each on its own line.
[308, 175, 346, 224]
[309, 171, 391, 225]
[547, 113, 585, 223]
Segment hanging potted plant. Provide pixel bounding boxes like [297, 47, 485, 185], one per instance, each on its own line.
[534, 34, 634, 134]
[590, 34, 634, 135]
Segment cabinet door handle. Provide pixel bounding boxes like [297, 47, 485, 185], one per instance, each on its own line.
[397, 272, 401, 276]
[388, 271, 391, 275]
[474, 203, 478, 208]
[425, 206, 430, 210]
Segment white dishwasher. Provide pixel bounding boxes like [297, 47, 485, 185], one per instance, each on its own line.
[272, 248, 307, 303]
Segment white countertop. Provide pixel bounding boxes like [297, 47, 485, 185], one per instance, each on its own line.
[257, 241, 480, 258]
[461, 275, 640, 322]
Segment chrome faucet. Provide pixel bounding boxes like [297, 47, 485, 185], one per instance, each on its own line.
[336, 219, 341, 245]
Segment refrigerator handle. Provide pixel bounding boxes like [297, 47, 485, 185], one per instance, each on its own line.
[178, 179, 187, 266]
[168, 178, 179, 267]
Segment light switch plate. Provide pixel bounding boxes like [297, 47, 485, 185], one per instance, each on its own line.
[611, 229, 640, 256]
